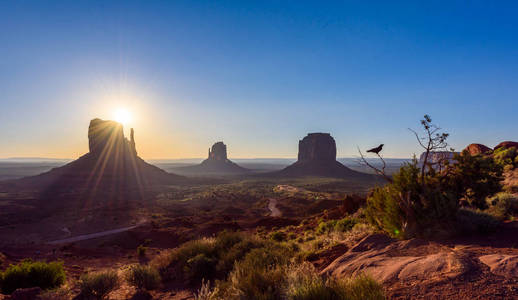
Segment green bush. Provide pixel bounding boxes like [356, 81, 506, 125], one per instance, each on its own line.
[366, 160, 458, 238]
[79, 270, 119, 299]
[366, 151, 504, 238]
[334, 218, 357, 232]
[316, 220, 337, 234]
[0, 260, 66, 294]
[317, 218, 358, 235]
[125, 265, 160, 291]
[157, 231, 263, 285]
[493, 147, 517, 168]
[457, 208, 499, 234]
[208, 261, 384, 300]
[286, 264, 384, 300]
[445, 151, 503, 209]
[270, 231, 287, 242]
[228, 263, 286, 300]
[486, 192, 517, 220]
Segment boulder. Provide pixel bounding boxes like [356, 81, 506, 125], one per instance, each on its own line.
[298, 133, 336, 162]
[463, 143, 492, 156]
[322, 234, 468, 284]
[11, 287, 42, 300]
[494, 141, 518, 151]
[479, 254, 518, 277]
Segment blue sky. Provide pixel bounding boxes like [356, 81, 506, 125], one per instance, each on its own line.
[1, 1, 518, 159]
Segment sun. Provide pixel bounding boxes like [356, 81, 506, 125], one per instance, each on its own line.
[113, 108, 132, 126]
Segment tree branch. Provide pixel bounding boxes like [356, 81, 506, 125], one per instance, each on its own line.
[357, 147, 393, 183]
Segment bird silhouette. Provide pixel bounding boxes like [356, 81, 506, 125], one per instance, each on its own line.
[367, 144, 384, 154]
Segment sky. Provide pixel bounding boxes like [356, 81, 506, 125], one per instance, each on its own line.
[1, 1, 518, 159]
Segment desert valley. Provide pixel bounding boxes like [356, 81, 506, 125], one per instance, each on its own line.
[2, 2, 518, 299]
[1, 116, 518, 299]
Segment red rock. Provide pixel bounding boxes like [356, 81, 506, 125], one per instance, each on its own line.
[464, 143, 492, 155]
[298, 133, 336, 162]
[494, 141, 518, 150]
[208, 142, 228, 161]
[11, 287, 42, 300]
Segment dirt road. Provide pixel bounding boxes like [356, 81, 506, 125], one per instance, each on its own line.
[48, 223, 143, 245]
[268, 198, 281, 217]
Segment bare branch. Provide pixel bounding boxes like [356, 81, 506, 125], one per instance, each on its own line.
[408, 128, 427, 149]
[357, 147, 393, 183]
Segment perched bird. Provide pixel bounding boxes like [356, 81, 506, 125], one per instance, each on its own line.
[367, 144, 384, 154]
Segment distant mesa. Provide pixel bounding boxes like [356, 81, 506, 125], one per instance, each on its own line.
[10, 118, 185, 201]
[494, 141, 518, 151]
[269, 133, 374, 179]
[298, 133, 336, 162]
[88, 118, 137, 156]
[175, 142, 250, 176]
[208, 142, 228, 161]
[463, 143, 492, 156]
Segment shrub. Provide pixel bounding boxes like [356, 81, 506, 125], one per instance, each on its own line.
[366, 151, 504, 238]
[493, 147, 517, 168]
[445, 151, 503, 209]
[79, 270, 119, 299]
[208, 261, 384, 300]
[0, 260, 66, 294]
[157, 231, 263, 285]
[316, 220, 337, 234]
[270, 231, 287, 242]
[366, 160, 458, 238]
[228, 263, 286, 300]
[286, 263, 384, 300]
[317, 218, 358, 235]
[137, 245, 147, 257]
[334, 218, 357, 232]
[165, 238, 217, 283]
[125, 265, 161, 291]
[457, 208, 499, 234]
[486, 192, 517, 220]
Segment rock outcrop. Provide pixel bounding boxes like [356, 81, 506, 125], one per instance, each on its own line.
[208, 142, 227, 161]
[270, 133, 374, 179]
[88, 118, 137, 156]
[298, 133, 336, 162]
[175, 142, 250, 176]
[322, 234, 468, 284]
[494, 141, 518, 151]
[12, 118, 185, 204]
[463, 143, 492, 156]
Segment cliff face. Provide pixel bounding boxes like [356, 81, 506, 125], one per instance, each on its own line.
[272, 133, 374, 180]
[176, 142, 249, 176]
[88, 118, 137, 157]
[464, 143, 492, 156]
[298, 133, 336, 162]
[13, 118, 184, 201]
[208, 142, 228, 161]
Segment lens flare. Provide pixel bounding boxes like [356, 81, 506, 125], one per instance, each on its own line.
[113, 108, 132, 125]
